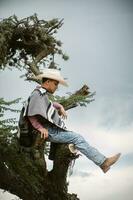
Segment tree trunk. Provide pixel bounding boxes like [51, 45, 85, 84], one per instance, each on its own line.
[46, 144, 79, 200]
[0, 135, 79, 200]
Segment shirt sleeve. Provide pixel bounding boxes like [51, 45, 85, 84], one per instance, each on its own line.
[53, 102, 63, 109]
[28, 116, 44, 131]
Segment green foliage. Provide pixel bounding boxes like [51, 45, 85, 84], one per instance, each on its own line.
[0, 97, 19, 159]
[0, 14, 69, 73]
[0, 97, 21, 132]
[49, 84, 95, 110]
[52, 92, 95, 110]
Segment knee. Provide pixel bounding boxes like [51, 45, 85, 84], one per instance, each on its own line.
[73, 132, 85, 144]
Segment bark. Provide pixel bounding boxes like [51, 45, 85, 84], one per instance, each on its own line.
[47, 144, 80, 200]
[0, 135, 79, 200]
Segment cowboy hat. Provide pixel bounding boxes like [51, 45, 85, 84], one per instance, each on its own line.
[35, 68, 68, 87]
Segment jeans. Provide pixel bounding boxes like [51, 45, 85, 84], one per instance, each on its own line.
[47, 127, 106, 166]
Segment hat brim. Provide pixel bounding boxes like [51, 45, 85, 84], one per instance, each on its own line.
[35, 74, 68, 87]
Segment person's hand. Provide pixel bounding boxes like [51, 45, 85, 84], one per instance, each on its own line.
[58, 106, 67, 119]
[39, 128, 48, 139]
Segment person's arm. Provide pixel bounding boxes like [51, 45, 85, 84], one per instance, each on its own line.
[28, 116, 48, 139]
[53, 102, 62, 109]
[53, 102, 67, 119]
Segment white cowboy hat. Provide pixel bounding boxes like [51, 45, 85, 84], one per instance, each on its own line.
[35, 68, 68, 87]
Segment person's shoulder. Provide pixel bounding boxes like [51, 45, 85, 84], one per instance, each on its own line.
[32, 86, 47, 96]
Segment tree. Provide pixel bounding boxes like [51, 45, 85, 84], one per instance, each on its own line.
[0, 14, 95, 200]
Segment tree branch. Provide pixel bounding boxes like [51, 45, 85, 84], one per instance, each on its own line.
[27, 49, 53, 75]
[58, 84, 95, 111]
[46, 19, 64, 34]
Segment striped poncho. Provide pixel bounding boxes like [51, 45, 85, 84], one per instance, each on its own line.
[25, 87, 67, 130]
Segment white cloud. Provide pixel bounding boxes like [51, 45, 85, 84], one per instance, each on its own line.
[67, 119, 133, 199]
[68, 121, 133, 157]
[0, 190, 20, 200]
[68, 166, 133, 200]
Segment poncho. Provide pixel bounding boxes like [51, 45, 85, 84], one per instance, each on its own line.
[24, 87, 67, 130]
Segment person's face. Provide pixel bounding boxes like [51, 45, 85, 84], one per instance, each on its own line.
[43, 79, 59, 94]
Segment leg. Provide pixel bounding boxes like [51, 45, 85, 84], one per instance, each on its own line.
[48, 127, 106, 166]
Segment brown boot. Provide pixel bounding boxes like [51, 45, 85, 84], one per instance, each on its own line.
[100, 153, 121, 173]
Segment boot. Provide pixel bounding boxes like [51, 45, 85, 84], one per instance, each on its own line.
[100, 153, 121, 173]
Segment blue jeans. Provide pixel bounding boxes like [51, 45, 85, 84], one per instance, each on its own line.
[47, 127, 106, 166]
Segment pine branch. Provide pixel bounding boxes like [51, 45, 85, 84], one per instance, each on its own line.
[46, 19, 64, 34]
[0, 98, 21, 131]
[0, 14, 67, 78]
[51, 85, 95, 110]
[0, 98, 21, 106]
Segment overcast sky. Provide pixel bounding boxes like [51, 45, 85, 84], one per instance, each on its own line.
[0, 0, 133, 200]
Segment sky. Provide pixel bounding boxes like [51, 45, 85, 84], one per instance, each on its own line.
[0, 0, 133, 199]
